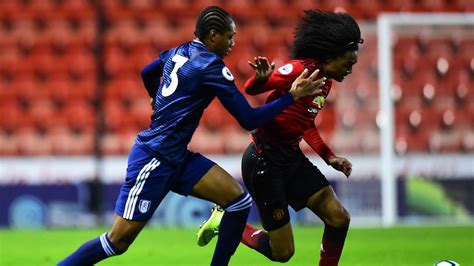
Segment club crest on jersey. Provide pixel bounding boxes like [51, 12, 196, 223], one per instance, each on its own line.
[138, 200, 151, 214]
[312, 96, 326, 109]
[277, 64, 293, 75]
[273, 209, 285, 220]
[222, 66, 234, 81]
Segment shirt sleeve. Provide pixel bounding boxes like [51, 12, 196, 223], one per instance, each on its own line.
[140, 50, 170, 98]
[244, 62, 304, 95]
[303, 123, 335, 164]
[203, 62, 294, 131]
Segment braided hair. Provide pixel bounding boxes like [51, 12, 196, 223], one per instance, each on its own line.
[290, 10, 363, 61]
[195, 6, 234, 41]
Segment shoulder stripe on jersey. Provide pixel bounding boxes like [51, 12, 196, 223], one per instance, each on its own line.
[123, 158, 161, 219]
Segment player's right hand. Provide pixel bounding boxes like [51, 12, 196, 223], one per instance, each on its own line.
[248, 56, 275, 84]
[289, 68, 327, 100]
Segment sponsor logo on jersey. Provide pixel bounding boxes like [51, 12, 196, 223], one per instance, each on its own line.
[138, 199, 151, 214]
[277, 64, 293, 75]
[222, 66, 234, 81]
[307, 107, 319, 114]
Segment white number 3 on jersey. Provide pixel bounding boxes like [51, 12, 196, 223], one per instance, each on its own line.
[162, 54, 189, 97]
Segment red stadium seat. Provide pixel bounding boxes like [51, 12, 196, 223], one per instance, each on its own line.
[100, 132, 122, 155]
[221, 125, 251, 154]
[3, 0, 473, 156]
[141, 19, 174, 50]
[254, 0, 299, 21]
[430, 128, 463, 152]
[14, 127, 54, 155]
[188, 126, 225, 154]
[0, 130, 20, 155]
[0, 102, 31, 131]
[129, 98, 153, 131]
[100, 130, 136, 155]
[462, 129, 474, 152]
[221, 0, 260, 20]
[63, 99, 96, 132]
[330, 130, 363, 153]
[49, 126, 95, 155]
[104, 76, 146, 102]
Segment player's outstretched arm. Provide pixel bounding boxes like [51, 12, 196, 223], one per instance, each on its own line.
[215, 68, 327, 131]
[289, 68, 327, 100]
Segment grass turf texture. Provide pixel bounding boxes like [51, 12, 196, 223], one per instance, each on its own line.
[0, 225, 472, 266]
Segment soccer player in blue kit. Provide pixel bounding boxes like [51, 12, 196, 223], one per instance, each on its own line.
[57, 6, 327, 266]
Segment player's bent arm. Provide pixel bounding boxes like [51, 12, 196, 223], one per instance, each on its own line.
[217, 88, 294, 131]
[245, 62, 312, 96]
[140, 51, 169, 98]
[206, 62, 293, 130]
[244, 75, 274, 95]
[220, 67, 324, 130]
[244, 70, 295, 95]
[304, 125, 352, 177]
[303, 124, 335, 165]
[210, 64, 323, 130]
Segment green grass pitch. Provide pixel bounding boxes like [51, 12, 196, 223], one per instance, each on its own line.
[1, 225, 472, 265]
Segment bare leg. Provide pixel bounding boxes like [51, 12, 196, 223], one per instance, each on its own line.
[191, 164, 252, 266]
[107, 214, 148, 253]
[191, 164, 243, 205]
[307, 186, 350, 266]
[242, 221, 296, 262]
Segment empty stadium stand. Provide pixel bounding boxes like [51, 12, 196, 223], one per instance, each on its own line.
[0, 0, 472, 155]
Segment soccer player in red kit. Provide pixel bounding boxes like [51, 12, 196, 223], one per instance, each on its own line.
[197, 10, 363, 266]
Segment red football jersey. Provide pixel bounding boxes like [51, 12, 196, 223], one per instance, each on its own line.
[244, 59, 335, 163]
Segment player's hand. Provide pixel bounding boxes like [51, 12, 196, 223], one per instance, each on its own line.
[248, 56, 275, 83]
[328, 156, 352, 178]
[289, 68, 327, 100]
[150, 97, 155, 111]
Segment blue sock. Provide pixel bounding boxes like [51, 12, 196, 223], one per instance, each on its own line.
[211, 193, 252, 266]
[57, 232, 118, 266]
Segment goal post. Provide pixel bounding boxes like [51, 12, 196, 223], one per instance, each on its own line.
[377, 13, 474, 226]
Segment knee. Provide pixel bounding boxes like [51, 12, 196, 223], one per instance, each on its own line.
[218, 185, 245, 207]
[107, 232, 132, 255]
[271, 246, 295, 263]
[327, 208, 351, 227]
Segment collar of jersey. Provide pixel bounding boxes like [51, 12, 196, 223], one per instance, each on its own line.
[192, 39, 204, 45]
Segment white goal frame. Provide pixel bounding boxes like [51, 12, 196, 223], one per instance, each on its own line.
[377, 13, 474, 226]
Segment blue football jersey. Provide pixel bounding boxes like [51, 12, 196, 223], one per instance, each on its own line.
[136, 40, 293, 164]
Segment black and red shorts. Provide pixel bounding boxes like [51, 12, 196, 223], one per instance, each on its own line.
[241, 141, 330, 231]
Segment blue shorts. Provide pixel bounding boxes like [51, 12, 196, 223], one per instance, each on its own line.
[115, 144, 215, 221]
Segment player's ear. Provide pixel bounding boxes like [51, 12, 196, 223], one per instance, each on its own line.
[208, 29, 219, 43]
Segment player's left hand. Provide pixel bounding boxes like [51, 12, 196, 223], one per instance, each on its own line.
[328, 156, 352, 178]
[248, 56, 275, 83]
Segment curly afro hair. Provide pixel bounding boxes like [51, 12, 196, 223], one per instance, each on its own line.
[290, 10, 363, 61]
